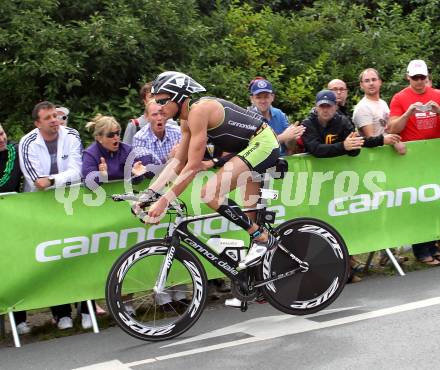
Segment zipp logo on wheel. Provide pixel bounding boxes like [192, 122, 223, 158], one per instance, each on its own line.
[297, 225, 344, 259]
[290, 277, 339, 309]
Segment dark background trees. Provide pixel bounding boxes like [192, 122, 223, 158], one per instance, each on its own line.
[1, 0, 439, 141]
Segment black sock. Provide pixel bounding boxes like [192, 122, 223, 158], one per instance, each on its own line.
[217, 198, 253, 230]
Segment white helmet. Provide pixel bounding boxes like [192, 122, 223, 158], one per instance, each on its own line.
[151, 71, 206, 104]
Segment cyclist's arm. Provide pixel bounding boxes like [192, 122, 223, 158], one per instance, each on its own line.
[161, 105, 208, 202]
[148, 121, 190, 193]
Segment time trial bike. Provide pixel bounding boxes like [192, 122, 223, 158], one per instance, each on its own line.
[105, 159, 350, 341]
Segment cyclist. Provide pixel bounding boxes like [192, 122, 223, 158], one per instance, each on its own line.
[137, 71, 280, 268]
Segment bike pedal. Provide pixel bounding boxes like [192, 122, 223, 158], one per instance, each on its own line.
[240, 301, 248, 312]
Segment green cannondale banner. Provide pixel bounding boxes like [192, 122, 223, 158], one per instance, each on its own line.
[1, 139, 440, 313]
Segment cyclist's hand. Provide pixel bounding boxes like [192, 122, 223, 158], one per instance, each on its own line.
[201, 159, 215, 170]
[145, 197, 169, 224]
[138, 188, 161, 207]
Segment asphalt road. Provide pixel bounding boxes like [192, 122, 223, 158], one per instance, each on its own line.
[2, 268, 440, 370]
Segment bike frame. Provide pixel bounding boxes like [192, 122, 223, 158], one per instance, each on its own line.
[184, 208, 262, 273]
[152, 206, 266, 295]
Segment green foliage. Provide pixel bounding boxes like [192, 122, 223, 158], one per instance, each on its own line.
[2, 0, 440, 139]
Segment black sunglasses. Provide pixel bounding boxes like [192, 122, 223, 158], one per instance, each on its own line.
[410, 75, 427, 81]
[57, 115, 67, 121]
[105, 130, 121, 138]
[155, 97, 172, 106]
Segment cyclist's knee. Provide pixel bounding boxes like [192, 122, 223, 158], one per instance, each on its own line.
[201, 186, 219, 208]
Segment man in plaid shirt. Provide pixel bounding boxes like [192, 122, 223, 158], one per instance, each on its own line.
[133, 101, 181, 165]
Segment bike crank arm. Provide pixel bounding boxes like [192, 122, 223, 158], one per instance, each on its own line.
[253, 266, 306, 288]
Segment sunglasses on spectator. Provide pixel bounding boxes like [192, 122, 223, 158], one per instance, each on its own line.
[329, 88, 348, 93]
[105, 131, 121, 138]
[410, 75, 427, 81]
[57, 115, 68, 121]
[155, 97, 172, 106]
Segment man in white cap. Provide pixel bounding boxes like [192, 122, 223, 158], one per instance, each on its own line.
[388, 59, 440, 266]
[388, 59, 440, 141]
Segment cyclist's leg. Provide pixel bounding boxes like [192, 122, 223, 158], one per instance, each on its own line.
[201, 162, 274, 266]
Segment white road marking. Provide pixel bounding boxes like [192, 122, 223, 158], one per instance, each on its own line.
[73, 297, 440, 369]
[162, 305, 361, 348]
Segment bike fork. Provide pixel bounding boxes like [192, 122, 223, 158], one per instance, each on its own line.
[153, 244, 176, 295]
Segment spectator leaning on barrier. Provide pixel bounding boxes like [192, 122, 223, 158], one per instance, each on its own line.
[19, 101, 82, 192]
[353, 68, 407, 155]
[82, 114, 149, 189]
[248, 78, 305, 155]
[123, 82, 178, 145]
[0, 124, 21, 193]
[388, 59, 440, 266]
[302, 90, 401, 283]
[301, 90, 401, 158]
[132, 101, 181, 166]
[0, 124, 30, 334]
[353, 68, 407, 266]
[18, 101, 83, 330]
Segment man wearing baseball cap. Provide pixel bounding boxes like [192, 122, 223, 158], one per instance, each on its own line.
[302, 90, 400, 157]
[248, 78, 304, 155]
[388, 59, 440, 265]
[388, 59, 440, 142]
[302, 89, 400, 283]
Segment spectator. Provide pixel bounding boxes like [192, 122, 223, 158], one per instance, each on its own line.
[0, 124, 21, 193]
[83, 115, 133, 186]
[302, 90, 400, 282]
[388, 59, 440, 265]
[248, 78, 305, 155]
[123, 82, 178, 145]
[56, 106, 70, 127]
[18, 101, 83, 329]
[0, 124, 29, 334]
[328, 79, 353, 125]
[132, 101, 181, 166]
[122, 82, 152, 144]
[19, 101, 82, 192]
[353, 68, 406, 155]
[302, 90, 400, 157]
[353, 68, 407, 266]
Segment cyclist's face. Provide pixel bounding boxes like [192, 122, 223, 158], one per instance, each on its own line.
[147, 103, 166, 137]
[250, 92, 274, 113]
[0, 126, 7, 151]
[153, 94, 178, 119]
[35, 108, 60, 137]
